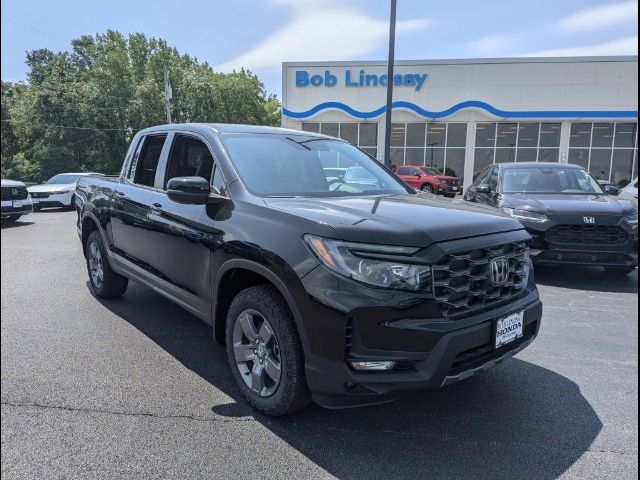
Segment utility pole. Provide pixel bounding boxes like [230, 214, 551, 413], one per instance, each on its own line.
[383, 0, 397, 167]
[163, 62, 173, 124]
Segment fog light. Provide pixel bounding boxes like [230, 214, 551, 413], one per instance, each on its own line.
[349, 361, 396, 371]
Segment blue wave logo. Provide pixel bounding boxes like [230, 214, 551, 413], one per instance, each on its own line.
[282, 100, 638, 120]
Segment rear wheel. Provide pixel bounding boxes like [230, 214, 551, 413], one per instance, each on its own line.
[604, 265, 637, 276]
[85, 230, 128, 298]
[420, 184, 433, 193]
[225, 284, 310, 416]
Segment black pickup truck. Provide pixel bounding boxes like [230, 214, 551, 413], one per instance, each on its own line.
[76, 123, 542, 415]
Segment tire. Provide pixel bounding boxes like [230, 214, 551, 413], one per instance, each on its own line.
[420, 184, 433, 193]
[85, 230, 128, 298]
[225, 284, 310, 416]
[604, 265, 637, 276]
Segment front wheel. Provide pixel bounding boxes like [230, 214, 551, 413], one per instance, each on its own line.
[85, 230, 128, 298]
[420, 184, 433, 193]
[225, 284, 310, 416]
[604, 265, 637, 276]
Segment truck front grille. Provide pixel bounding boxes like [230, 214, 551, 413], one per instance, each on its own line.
[1, 186, 28, 200]
[432, 242, 529, 318]
[545, 224, 628, 246]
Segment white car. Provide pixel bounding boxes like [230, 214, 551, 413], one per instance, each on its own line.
[28, 172, 103, 210]
[1, 179, 34, 222]
[619, 177, 638, 207]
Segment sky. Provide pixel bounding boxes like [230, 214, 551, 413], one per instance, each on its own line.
[1, 0, 638, 97]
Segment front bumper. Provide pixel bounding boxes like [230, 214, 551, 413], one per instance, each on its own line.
[29, 191, 73, 208]
[1, 199, 34, 217]
[436, 184, 462, 195]
[526, 222, 638, 268]
[298, 263, 542, 408]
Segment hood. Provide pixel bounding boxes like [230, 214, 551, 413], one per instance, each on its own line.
[433, 175, 458, 181]
[28, 183, 75, 193]
[1, 179, 26, 187]
[264, 194, 522, 247]
[501, 193, 636, 217]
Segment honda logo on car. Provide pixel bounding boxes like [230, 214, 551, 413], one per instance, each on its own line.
[583, 216, 596, 224]
[490, 257, 509, 286]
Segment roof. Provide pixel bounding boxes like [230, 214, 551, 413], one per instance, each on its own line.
[139, 123, 331, 138]
[498, 162, 583, 169]
[283, 56, 638, 68]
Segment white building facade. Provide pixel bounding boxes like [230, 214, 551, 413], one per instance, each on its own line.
[281, 56, 638, 188]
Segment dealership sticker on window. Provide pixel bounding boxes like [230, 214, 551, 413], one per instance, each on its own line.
[495, 311, 524, 348]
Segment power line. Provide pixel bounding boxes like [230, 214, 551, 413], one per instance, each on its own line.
[1, 18, 69, 42]
[1, 119, 139, 132]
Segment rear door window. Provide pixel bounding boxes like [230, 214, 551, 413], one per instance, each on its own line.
[129, 134, 168, 187]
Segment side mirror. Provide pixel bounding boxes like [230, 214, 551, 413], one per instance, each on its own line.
[167, 176, 211, 204]
[415, 173, 421, 177]
[476, 183, 491, 194]
[603, 185, 620, 196]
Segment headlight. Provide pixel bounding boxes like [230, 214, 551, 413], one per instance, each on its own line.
[501, 208, 550, 223]
[304, 235, 431, 291]
[624, 213, 638, 225]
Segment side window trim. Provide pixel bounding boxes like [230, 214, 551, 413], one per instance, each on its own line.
[154, 131, 175, 189]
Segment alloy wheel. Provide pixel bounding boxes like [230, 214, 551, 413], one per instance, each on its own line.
[232, 309, 282, 397]
[88, 242, 104, 289]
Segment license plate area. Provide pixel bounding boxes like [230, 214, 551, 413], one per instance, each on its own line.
[494, 311, 524, 348]
[13, 200, 23, 208]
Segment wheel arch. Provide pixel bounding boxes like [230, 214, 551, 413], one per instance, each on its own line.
[212, 259, 309, 353]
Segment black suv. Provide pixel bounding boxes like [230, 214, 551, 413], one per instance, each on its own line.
[465, 162, 638, 274]
[76, 124, 542, 415]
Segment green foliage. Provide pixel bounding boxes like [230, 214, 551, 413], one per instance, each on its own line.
[1, 30, 281, 182]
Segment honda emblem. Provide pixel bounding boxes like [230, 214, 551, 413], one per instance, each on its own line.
[583, 216, 596, 224]
[490, 257, 509, 286]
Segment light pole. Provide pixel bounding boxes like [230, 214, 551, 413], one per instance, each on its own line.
[383, 0, 397, 167]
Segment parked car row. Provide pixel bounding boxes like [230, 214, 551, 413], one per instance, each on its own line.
[1, 172, 104, 222]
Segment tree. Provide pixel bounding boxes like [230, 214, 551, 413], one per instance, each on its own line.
[1, 31, 281, 181]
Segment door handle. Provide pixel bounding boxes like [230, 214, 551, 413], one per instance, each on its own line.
[150, 202, 163, 213]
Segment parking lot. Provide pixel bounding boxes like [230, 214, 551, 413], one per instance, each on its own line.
[1, 210, 638, 479]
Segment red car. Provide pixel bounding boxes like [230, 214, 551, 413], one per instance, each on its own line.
[393, 165, 461, 197]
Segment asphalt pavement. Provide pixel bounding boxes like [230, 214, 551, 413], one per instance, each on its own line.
[1, 210, 638, 480]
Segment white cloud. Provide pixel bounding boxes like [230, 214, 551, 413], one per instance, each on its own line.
[464, 34, 519, 56]
[216, 1, 430, 72]
[556, 1, 638, 32]
[524, 35, 638, 57]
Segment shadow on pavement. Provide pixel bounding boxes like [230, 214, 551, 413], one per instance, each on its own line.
[534, 264, 638, 293]
[1, 220, 35, 229]
[100, 282, 602, 480]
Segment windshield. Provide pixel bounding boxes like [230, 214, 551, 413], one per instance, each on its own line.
[502, 167, 605, 194]
[221, 134, 409, 197]
[419, 167, 441, 175]
[46, 174, 81, 184]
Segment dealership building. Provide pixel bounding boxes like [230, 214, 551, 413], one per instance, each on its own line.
[281, 56, 638, 188]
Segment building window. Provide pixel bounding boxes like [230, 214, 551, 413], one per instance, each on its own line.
[474, 122, 561, 178]
[568, 122, 638, 186]
[387, 122, 467, 183]
[300, 122, 378, 159]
